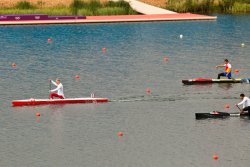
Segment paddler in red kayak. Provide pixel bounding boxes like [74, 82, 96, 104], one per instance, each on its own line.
[215, 59, 232, 79]
[49, 79, 65, 99]
[236, 94, 250, 115]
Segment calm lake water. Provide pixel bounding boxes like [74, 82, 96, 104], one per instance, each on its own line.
[0, 14, 250, 167]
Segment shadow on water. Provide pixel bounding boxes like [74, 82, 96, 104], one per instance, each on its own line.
[217, 83, 234, 90]
[183, 83, 235, 90]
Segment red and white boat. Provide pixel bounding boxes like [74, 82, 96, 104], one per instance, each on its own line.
[182, 78, 242, 85]
[12, 97, 109, 106]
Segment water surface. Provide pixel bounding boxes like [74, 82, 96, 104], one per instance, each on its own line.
[0, 15, 250, 167]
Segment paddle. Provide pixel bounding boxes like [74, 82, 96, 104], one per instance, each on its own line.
[49, 79, 51, 99]
[235, 104, 242, 113]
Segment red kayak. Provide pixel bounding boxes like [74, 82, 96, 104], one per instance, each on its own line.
[12, 97, 109, 106]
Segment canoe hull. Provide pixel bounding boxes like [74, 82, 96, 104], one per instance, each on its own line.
[196, 112, 249, 119]
[12, 98, 108, 106]
[182, 78, 242, 85]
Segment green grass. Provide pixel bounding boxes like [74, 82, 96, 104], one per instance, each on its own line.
[166, 0, 250, 13]
[232, 2, 250, 13]
[0, 8, 72, 15]
[71, 0, 137, 15]
[77, 6, 137, 16]
[15, 1, 34, 9]
[104, 0, 132, 8]
[35, 8, 72, 15]
[0, 0, 138, 16]
[78, 8, 95, 16]
[0, 9, 34, 15]
[97, 7, 128, 15]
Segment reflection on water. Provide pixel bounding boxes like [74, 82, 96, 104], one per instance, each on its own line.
[217, 83, 234, 90]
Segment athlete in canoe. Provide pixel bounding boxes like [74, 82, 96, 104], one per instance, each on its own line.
[216, 59, 232, 79]
[236, 94, 250, 115]
[49, 79, 65, 99]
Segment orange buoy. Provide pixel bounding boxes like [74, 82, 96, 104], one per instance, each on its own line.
[117, 132, 123, 137]
[225, 104, 230, 109]
[235, 69, 239, 73]
[36, 112, 41, 117]
[213, 155, 219, 160]
[75, 75, 80, 79]
[11, 63, 16, 68]
[146, 88, 151, 94]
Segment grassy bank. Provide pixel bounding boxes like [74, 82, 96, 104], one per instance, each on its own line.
[0, 0, 249, 15]
[166, 0, 250, 13]
[0, 0, 138, 16]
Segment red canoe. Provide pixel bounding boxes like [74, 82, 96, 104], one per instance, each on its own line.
[12, 98, 109, 106]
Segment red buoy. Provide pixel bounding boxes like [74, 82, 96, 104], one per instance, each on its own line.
[117, 132, 123, 137]
[75, 75, 80, 79]
[146, 88, 151, 94]
[36, 113, 41, 117]
[11, 63, 16, 68]
[235, 69, 239, 73]
[163, 57, 169, 62]
[48, 38, 52, 43]
[102, 48, 107, 53]
[225, 104, 230, 109]
[213, 155, 219, 160]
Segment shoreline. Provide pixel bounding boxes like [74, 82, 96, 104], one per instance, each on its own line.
[0, 13, 217, 25]
[0, 0, 249, 17]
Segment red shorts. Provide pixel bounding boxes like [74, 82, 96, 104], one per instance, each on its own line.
[50, 93, 64, 99]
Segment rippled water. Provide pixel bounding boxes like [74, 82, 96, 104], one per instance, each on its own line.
[0, 15, 250, 167]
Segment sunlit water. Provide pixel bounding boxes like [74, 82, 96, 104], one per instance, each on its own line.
[0, 15, 250, 167]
